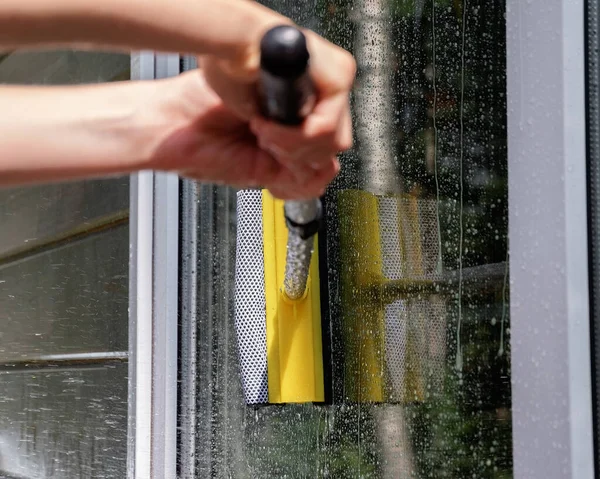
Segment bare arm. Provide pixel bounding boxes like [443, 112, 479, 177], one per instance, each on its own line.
[0, 0, 292, 187]
[0, 81, 158, 186]
[0, 70, 341, 199]
[0, 0, 289, 69]
[0, 0, 355, 194]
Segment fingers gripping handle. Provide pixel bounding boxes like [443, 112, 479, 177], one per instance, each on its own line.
[258, 25, 322, 239]
[258, 25, 322, 300]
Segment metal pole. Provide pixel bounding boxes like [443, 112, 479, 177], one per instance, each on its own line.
[353, 0, 414, 476]
[282, 199, 321, 299]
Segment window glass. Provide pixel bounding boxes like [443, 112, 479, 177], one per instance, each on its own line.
[184, 1, 510, 477]
[0, 51, 130, 478]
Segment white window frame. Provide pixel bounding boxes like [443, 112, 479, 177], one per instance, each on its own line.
[507, 1, 595, 477]
[127, 51, 180, 479]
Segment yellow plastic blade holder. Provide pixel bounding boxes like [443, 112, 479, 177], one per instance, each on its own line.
[258, 26, 325, 404]
[262, 191, 324, 403]
[338, 190, 431, 404]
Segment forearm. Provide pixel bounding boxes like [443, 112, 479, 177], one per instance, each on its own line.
[0, 82, 155, 186]
[0, 0, 289, 65]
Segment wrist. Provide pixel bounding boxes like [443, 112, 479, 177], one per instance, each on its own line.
[128, 71, 221, 174]
[63, 80, 163, 177]
[83, 79, 166, 175]
[0, 80, 161, 187]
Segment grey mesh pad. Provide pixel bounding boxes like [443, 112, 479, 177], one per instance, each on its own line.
[234, 190, 269, 404]
[384, 301, 409, 396]
[378, 197, 446, 399]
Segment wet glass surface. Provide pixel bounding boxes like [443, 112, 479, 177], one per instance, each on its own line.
[0, 178, 129, 258]
[0, 52, 130, 478]
[0, 51, 130, 259]
[0, 225, 129, 363]
[0, 364, 128, 478]
[185, 1, 510, 478]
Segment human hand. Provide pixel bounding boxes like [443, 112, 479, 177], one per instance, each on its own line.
[200, 25, 356, 198]
[139, 70, 339, 199]
[0, 0, 354, 193]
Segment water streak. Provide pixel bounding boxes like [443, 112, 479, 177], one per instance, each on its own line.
[432, 0, 443, 275]
[456, 0, 468, 372]
[498, 250, 510, 356]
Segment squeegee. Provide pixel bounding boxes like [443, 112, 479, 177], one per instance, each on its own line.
[234, 25, 326, 405]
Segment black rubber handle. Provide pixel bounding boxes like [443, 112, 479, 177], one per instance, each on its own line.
[258, 25, 316, 125]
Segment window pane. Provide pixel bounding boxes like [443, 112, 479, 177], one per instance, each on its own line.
[0, 364, 128, 478]
[183, 1, 510, 477]
[0, 178, 128, 258]
[0, 225, 128, 362]
[0, 51, 130, 478]
[0, 51, 130, 258]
